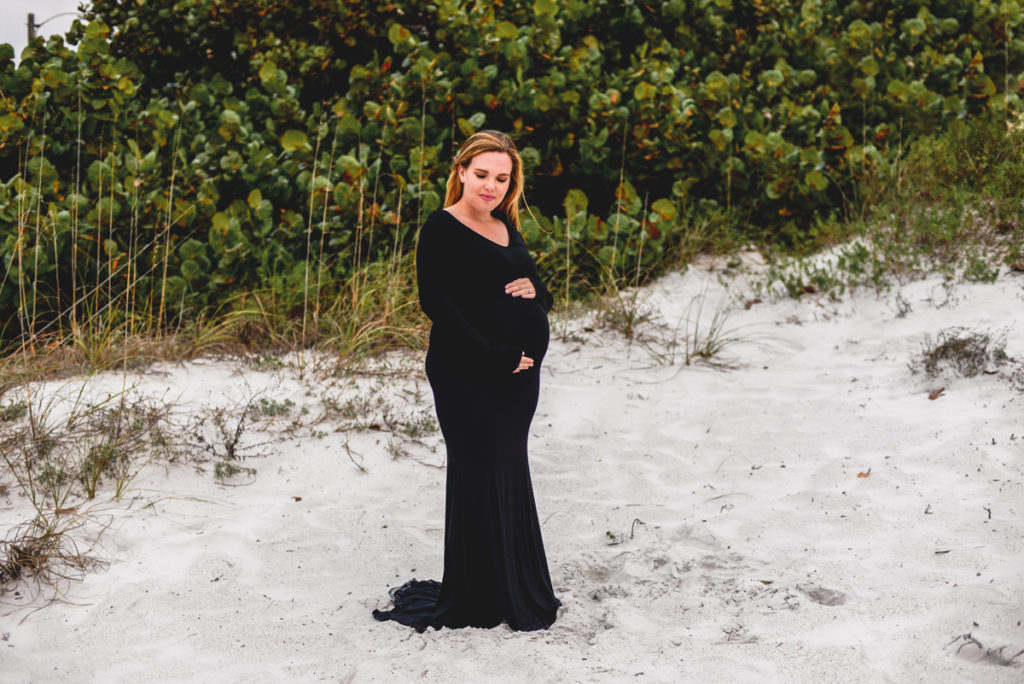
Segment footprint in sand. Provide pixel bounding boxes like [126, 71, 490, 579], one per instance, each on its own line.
[797, 583, 848, 606]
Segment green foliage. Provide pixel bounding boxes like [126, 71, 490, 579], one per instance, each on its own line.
[1, 400, 28, 422]
[1, 0, 1022, 341]
[754, 116, 1024, 300]
[251, 397, 294, 418]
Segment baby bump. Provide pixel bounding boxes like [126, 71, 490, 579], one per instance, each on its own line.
[483, 295, 549, 362]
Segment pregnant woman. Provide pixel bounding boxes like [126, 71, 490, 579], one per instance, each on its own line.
[372, 130, 560, 632]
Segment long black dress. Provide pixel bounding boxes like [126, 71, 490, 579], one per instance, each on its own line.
[371, 208, 561, 632]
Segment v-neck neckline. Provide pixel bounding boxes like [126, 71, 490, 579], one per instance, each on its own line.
[442, 208, 512, 248]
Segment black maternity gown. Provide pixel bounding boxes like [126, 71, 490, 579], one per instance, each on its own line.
[371, 208, 561, 632]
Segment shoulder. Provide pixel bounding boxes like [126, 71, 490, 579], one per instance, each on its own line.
[420, 209, 454, 241]
[423, 208, 452, 229]
[427, 208, 452, 222]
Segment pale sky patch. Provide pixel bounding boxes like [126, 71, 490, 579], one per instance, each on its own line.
[1, 0, 88, 62]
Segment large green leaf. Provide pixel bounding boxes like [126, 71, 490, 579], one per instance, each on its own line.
[495, 21, 518, 39]
[387, 23, 413, 47]
[533, 0, 558, 17]
[564, 188, 588, 218]
[247, 189, 262, 210]
[805, 169, 828, 191]
[0, 113, 23, 134]
[651, 198, 676, 221]
[280, 129, 309, 152]
[258, 60, 279, 87]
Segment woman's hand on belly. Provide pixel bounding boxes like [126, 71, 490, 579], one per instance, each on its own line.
[513, 352, 534, 374]
[475, 280, 549, 365]
[504, 278, 536, 299]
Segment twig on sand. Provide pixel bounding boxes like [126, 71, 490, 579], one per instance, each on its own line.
[630, 518, 645, 539]
[343, 437, 368, 474]
[947, 633, 1024, 667]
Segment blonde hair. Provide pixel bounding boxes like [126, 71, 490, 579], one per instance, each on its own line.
[444, 130, 525, 230]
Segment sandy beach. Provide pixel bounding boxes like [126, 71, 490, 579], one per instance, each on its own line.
[2, 255, 1022, 683]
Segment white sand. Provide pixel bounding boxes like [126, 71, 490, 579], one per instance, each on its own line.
[2, 257, 1023, 683]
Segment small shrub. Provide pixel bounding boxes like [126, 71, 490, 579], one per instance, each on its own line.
[251, 397, 295, 418]
[1, 402, 28, 423]
[79, 444, 120, 500]
[213, 461, 256, 480]
[253, 356, 286, 372]
[962, 252, 1001, 283]
[910, 327, 1011, 379]
[398, 414, 438, 441]
[186, 404, 263, 463]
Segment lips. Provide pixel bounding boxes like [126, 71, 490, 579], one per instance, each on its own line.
[480, 194, 495, 202]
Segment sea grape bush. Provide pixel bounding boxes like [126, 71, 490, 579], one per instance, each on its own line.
[0, 0, 1020, 340]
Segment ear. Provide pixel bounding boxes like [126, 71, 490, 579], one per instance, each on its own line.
[457, 164, 466, 184]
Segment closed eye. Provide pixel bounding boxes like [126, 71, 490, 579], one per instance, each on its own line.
[473, 173, 510, 182]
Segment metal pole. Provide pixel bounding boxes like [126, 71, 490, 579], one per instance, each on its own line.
[28, 13, 36, 42]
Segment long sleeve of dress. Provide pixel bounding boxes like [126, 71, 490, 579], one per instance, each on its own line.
[525, 266, 553, 314]
[507, 228, 553, 314]
[535, 280, 553, 314]
[416, 217, 524, 375]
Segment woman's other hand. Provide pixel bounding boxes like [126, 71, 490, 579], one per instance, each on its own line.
[513, 352, 534, 373]
[505, 278, 536, 299]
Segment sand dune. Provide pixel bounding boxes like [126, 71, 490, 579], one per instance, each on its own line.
[2, 257, 1022, 683]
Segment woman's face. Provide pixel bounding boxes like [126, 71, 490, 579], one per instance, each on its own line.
[457, 151, 513, 215]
